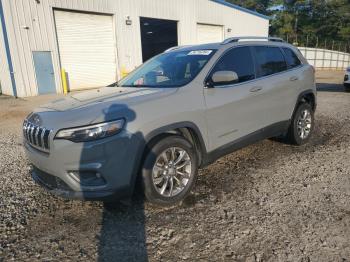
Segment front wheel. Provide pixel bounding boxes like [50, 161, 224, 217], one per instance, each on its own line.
[141, 135, 198, 206]
[287, 103, 314, 145]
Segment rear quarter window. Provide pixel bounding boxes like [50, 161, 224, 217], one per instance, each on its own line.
[253, 46, 287, 78]
[283, 48, 302, 69]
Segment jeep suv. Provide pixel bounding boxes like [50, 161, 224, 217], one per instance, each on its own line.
[23, 37, 316, 206]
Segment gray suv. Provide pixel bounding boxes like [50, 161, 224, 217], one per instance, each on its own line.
[23, 37, 316, 206]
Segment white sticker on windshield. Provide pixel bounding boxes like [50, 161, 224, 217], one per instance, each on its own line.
[188, 50, 213, 56]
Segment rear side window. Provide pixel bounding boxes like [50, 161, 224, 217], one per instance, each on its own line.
[283, 48, 302, 69]
[253, 46, 287, 77]
[210, 46, 255, 85]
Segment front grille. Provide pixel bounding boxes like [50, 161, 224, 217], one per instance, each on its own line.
[23, 120, 52, 153]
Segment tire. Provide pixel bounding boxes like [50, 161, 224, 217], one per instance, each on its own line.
[141, 135, 198, 206]
[287, 103, 314, 146]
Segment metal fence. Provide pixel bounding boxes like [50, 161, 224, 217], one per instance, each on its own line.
[298, 47, 350, 70]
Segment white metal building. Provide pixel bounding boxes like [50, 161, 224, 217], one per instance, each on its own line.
[0, 0, 269, 97]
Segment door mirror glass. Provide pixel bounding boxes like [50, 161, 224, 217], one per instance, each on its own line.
[210, 71, 239, 86]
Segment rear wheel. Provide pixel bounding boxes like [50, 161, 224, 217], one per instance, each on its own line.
[287, 103, 314, 145]
[141, 135, 198, 206]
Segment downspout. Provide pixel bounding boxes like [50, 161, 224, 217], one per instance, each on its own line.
[0, 0, 17, 97]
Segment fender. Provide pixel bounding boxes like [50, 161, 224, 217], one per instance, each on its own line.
[144, 121, 208, 156]
[291, 89, 317, 119]
[127, 122, 209, 196]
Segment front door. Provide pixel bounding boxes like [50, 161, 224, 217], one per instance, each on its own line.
[33, 51, 56, 94]
[204, 46, 266, 151]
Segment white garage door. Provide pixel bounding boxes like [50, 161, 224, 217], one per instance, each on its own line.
[197, 24, 224, 44]
[54, 10, 117, 91]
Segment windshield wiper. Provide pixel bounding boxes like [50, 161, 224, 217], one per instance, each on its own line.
[107, 82, 118, 87]
[122, 84, 158, 88]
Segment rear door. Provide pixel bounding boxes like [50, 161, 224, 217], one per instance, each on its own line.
[204, 46, 266, 151]
[251, 45, 298, 126]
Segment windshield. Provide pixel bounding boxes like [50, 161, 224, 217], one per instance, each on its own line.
[118, 49, 216, 88]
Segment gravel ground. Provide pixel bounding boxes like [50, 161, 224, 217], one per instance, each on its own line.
[1, 70, 350, 262]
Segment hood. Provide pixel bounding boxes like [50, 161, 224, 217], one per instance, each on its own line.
[39, 86, 174, 112]
[31, 86, 178, 130]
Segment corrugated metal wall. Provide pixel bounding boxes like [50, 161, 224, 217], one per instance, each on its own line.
[0, 1, 13, 95]
[299, 47, 350, 70]
[1, 0, 269, 97]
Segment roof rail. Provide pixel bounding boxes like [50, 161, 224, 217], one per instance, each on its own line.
[222, 36, 285, 45]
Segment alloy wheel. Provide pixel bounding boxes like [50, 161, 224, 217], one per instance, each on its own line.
[152, 147, 192, 197]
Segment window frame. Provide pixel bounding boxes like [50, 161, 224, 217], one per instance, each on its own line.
[204, 44, 306, 89]
[281, 47, 302, 70]
[204, 45, 257, 88]
[119, 49, 217, 88]
[251, 45, 288, 78]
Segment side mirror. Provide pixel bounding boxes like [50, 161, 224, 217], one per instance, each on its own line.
[206, 71, 239, 88]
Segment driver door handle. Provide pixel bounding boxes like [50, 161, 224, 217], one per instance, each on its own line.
[250, 86, 263, 93]
[290, 76, 299, 81]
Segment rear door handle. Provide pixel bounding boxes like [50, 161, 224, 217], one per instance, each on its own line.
[250, 86, 263, 93]
[290, 76, 299, 81]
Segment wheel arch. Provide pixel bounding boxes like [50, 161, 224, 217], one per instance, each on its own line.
[296, 90, 317, 112]
[143, 122, 208, 167]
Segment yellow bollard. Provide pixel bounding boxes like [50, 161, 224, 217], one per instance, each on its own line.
[61, 68, 68, 95]
[121, 66, 129, 78]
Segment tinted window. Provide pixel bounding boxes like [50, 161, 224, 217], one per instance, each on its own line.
[254, 46, 287, 77]
[283, 48, 301, 69]
[210, 47, 255, 85]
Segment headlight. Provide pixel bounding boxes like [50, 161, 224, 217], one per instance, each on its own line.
[55, 119, 125, 142]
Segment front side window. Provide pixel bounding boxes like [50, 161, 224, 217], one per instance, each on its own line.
[254, 46, 287, 77]
[118, 49, 216, 88]
[209, 47, 255, 85]
[283, 48, 302, 69]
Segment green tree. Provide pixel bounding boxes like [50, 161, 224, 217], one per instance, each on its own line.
[225, 0, 350, 51]
[225, 0, 273, 15]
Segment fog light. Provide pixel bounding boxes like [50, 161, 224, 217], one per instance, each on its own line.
[68, 171, 106, 187]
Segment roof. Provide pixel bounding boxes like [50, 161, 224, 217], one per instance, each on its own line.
[210, 0, 270, 20]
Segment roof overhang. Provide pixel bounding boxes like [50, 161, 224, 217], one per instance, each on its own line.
[210, 0, 270, 20]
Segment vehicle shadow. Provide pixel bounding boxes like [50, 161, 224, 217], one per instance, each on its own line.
[78, 103, 149, 262]
[98, 198, 148, 262]
[316, 83, 347, 92]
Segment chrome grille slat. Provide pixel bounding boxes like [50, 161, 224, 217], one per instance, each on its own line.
[40, 128, 46, 148]
[32, 126, 38, 145]
[37, 128, 43, 147]
[28, 124, 34, 144]
[23, 120, 51, 153]
[43, 130, 50, 149]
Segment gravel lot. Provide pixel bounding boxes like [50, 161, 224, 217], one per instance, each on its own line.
[1, 70, 350, 262]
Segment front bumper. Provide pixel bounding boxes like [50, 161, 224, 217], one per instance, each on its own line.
[25, 130, 144, 201]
